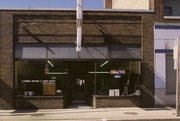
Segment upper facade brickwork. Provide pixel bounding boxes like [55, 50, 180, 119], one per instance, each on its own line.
[15, 13, 141, 44]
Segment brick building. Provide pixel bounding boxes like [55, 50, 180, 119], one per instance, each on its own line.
[0, 0, 180, 109]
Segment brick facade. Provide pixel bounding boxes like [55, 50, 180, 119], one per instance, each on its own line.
[16, 14, 141, 44]
[104, 0, 112, 9]
[16, 96, 64, 109]
[95, 96, 141, 108]
[0, 10, 154, 109]
[0, 12, 14, 109]
[1, 0, 180, 109]
[149, 0, 154, 9]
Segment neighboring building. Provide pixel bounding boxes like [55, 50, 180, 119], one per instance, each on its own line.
[154, 0, 180, 106]
[154, 24, 179, 106]
[112, 0, 149, 10]
[164, 0, 180, 16]
[104, 0, 154, 10]
[0, 0, 180, 110]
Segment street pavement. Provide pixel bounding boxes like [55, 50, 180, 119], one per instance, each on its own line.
[1, 107, 180, 121]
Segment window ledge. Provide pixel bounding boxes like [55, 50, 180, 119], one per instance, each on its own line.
[16, 95, 63, 98]
[164, 16, 180, 20]
[93, 95, 140, 98]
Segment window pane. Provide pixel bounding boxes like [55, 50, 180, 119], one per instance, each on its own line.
[95, 60, 141, 96]
[15, 60, 66, 96]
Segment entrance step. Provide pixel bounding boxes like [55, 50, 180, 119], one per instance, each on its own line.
[67, 103, 92, 109]
[72, 100, 86, 104]
[68, 100, 92, 109]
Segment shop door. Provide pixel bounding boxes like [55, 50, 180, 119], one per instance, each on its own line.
[72, 77, 86, 102]
[68, 62, 88, 103]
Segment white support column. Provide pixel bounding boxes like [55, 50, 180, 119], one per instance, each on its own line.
[175, 37, 180, 116]
[76, 0, 83, 56]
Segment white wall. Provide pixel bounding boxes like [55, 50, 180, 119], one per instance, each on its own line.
[154, 24, 180, 106]
[112, 0, 149, 10]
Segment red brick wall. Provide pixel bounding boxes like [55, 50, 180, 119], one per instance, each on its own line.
[149, 0, 155, 9]
[16, 97, 64, 109]
[95, 96, 141, 108]
[16, 14, 141, 44]
[0, 12, 14, 109]
[104, 0, 112, 9]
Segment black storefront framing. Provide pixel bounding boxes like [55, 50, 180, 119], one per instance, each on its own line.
[14, 43, 142, 109]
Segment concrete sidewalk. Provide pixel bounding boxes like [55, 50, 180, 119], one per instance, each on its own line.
[0, 107, 180, 121]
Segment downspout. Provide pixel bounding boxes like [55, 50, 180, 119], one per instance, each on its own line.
[76, 0, 83, 56]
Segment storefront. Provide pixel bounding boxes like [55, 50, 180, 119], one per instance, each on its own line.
[0, 9, 156, 109]
[15, 44, 141, 108]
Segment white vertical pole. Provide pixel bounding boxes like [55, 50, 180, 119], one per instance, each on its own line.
[176, 37, 180, 116]
[76, 0, 83, 56]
